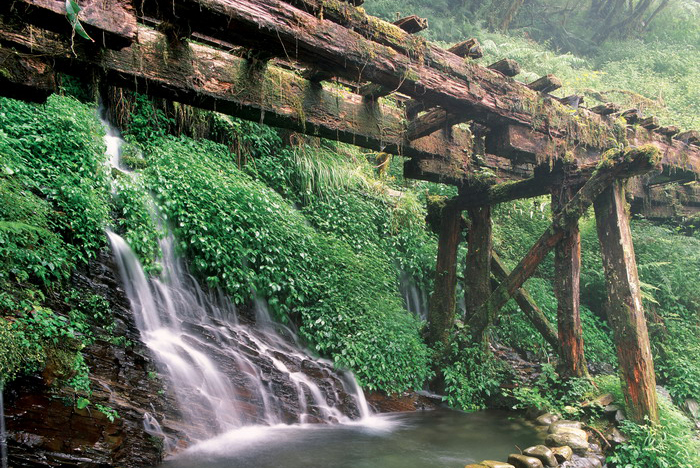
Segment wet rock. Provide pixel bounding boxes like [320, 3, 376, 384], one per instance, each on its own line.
[508, 454, 545, 468]
[656, 385, 672, 402]
[560, 454, 603, 468]
[548, 420, 584, 433]
[603, 403, 619, 415]
[522, 445, 558, 467]
[536, 413, 559, 425]
[585, 393, 614, 408]
[479, 461, 516, 468]
[684, 399, 699, 420]
[614, 409, 626, 422]
[545, 433, 589, 455]
[550, 427, 588, 441]
[550, 446, 573, 463]
[605, 426, 629, 446]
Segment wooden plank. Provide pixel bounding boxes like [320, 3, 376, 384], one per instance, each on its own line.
[487, 58, 520, 77]
[448, 39, 482, 59]
[428, 202, 463, 349]
[393, 15, 428, 34]
[2, 0, 136, 49]
[590, 103, 620, 115]
[357, 83, 392, 100]
[552, 184, 589, 378]
[0, 48, 57, 102]
[406, 108, 469, 141]
[528, 74, 562, 93]
[594, 181, 659, 424]
[467, 146, 661, 340]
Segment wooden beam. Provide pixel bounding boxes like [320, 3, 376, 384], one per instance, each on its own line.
[559, 95, 584, 109]
[594, 181, 659, 424]
[428, 202, 463, 349]
[467, 146, 661, 340]
[0, 20, 477, 179]
[357, 83, 392, 100]
[302, 67, 334, 83]
[528, 74, 562, 93]
[448, 39, 482, 59]
[491, 252, 560, 354]
[552, 184, 589, 378]
[621, 109, 640, 124]
[487, 58, 520, 77]
[0, 48, 57, 102]
[639, 116, 659, 130]
[392, 15, 428, 34]
[406, 108, 469, 141]
[590, 102, 620, 115]
[488, 124, 700, 177]
[464, 206, 492, 322]
[676, 130, 700, 145]
[1, 0, 136, 49]
[658, 125, 680, 137]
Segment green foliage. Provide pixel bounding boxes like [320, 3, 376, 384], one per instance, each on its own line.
[609, 397, 700, 468]
[441, 323, 508, 411]
[0, 95, 110, 263]
[141, 135, 431, 392]
[509, 363, 597, 419]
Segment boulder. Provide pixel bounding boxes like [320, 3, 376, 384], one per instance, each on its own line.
[684, 399, 699, 420]
[545, 433, 589, 455]
[550, 446, 573, 463]
[605, 427, 628, 446]
[507, 454, 545, 468]
[522, 445, 558, 467]
[536, 413, 559, 425]
[548, 420, 584, 433]
[584, 393, 614, 408]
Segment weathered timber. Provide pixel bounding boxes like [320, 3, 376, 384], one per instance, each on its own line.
[2, 0, 136, 49]
[302, 68, 334, 83]
[428, 202, 463, 349]
[488, 58, 520, 77]
[0, 48, 57, 102]
[552, 184, 588, 378]
[621, 109, 640, 124]
[340, 0, 364, 5]
[657, 125, 680, 137]
[393, 15, 428, 34]
[559, 95, 583, 109]
[528, 74, 562, 93]
[467, 146, 661, 339]
[137, 0, 671, 156]
[0, 21, 477, 178]
[676, 130, 700, 145]
[590, 103, 620, 115]
[628, 180, 700, 219]
[489, 124, 700, 177]
[406, 108, 470, 141]
[358, 83, 392, 100]
[464, 206, 492, 322]
[448, 39, 483, 59]
[594, 181, 659, 424]
[639, 116, 659, 130]
[490, 252, 560, 353]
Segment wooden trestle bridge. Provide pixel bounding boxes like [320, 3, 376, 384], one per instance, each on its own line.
[2, 0, 700, 425]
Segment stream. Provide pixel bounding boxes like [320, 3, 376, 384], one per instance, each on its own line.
[159, 409, 539, 468]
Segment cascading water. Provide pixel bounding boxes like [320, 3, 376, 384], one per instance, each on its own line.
[102, 116, 370, 446]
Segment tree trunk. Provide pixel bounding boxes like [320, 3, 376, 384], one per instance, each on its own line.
[552, 185, 589, 378]
[593, 182, 659, 424]
[464, 206, 492, 321]
[428, 202, 463, 349]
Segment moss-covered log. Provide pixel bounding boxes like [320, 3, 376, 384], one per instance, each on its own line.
[467, 145, 661, 340]
[552, 184, 588, 378]
[594, 181, 659, 424]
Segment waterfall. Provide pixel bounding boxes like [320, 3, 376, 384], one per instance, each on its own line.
[0, 383, 7, 468]
[102, 116, 371, 447]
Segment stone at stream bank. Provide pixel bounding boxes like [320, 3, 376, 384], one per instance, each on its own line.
[522, 445, 558, 467]
[507, 454, 545, 468]
[550, 445, 573, 463]
[535, 413, 559, 425]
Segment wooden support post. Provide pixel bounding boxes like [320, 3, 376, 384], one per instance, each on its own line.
[464, 206, 492, 321]
[552, 184, 589, 378]
[594, 182, 659, 424]
[491, 252, 561, 354]
[428, 202, 463, 349]
[467, 146, 661, 340]
[406, 108, 469, 141]
[358, 83, 392, 100]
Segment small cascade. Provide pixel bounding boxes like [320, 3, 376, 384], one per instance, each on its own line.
[108, 232, 372, 442]
[399, 272, 428, 320]
[1, 383, 7, 468]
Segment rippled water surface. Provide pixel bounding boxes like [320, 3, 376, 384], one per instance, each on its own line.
[161, 409, 540, 468]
